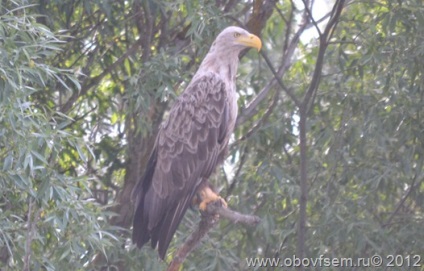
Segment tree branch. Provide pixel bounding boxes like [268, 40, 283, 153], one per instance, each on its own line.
[209, 202, 261, 225]
[296, 0, 346, 263]
[23, 198, 33, 271]
[303, 0, 345, 112]
[60, 37, 143, 113]
[23, 198, 41, 271]
[383, 175, 419, 228]
[167, 202, 260, 271]
[236, 7, 310, 126]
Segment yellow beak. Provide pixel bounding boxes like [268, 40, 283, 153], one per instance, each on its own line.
[236, 33, 262, 51]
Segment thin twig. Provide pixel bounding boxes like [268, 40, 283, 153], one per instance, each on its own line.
[301, 0, 322, 36]
[233, 87, 279, 145]
[225, 147, 249, 199]
[383, 176, 419, 228]
[237, 9, 310, 126]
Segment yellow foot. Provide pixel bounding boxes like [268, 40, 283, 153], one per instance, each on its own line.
[198, 186, 227, 211]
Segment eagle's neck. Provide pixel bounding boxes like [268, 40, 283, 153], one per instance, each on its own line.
[195, 49, 240, 138]
[197, 50, 240, 87]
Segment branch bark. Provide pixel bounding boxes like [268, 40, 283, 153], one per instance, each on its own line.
[167, 202, 260, 271]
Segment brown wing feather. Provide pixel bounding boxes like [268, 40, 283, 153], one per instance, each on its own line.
[132, 72, 230, 259]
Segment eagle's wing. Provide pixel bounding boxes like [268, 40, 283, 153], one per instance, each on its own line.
[132, 72, 230, 259]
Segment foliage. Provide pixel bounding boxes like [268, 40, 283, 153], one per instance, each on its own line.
[0, 3, 116, 270]
[0, 0, 423, 270]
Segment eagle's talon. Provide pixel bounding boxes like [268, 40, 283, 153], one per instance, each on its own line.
[199, 201, 208, 211]
[198, 186, 227, 211]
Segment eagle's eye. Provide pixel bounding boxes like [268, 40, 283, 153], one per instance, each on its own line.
[233, 32, 241, 38]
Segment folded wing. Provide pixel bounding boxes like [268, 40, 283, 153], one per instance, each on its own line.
[132, 72, 230, 259]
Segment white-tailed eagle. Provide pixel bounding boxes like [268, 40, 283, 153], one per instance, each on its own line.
[132, 26, 261, 259]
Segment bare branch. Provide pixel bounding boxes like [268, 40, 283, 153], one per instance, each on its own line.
[233, 87, 279, 144]
[167, 202, 260, 271]
[260, 51, 299, 105]
[383, 176, 420, 228]
[209, 203, 261, 225]
[60, 37, 143, 113]
[225, 147, 249, 199]
[301, 0, 322, 36]
[237, 3, 313, 126]
[282, 1, 294, 53]
[296, 0, 346, 263]
[303, 0, 346, 112]
[237, 1, 335, 127]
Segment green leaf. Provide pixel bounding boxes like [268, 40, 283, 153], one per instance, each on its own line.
[3, 155, 13, 170]
[31, 150, 48, 165]
[74, 142, 87, 163]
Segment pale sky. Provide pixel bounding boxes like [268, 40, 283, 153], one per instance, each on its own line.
[296, 0, 334, 43]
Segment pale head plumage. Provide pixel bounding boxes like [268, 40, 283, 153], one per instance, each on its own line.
[208, 26, 261, 55]
[196, 26, 261, 83]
